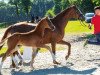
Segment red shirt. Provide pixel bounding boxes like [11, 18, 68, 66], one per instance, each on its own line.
[91, 15, 100, 34]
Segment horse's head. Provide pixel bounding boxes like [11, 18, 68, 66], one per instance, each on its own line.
[70, 5, 85, 20]
[40, 17, 55, 31]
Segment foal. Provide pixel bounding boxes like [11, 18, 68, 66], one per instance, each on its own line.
[0, 17, 55, 71]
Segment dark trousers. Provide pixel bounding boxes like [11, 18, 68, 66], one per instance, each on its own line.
[95, 33, 100, 42]
[88, 33, 100, 45]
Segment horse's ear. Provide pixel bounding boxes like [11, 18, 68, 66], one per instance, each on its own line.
[45, 16, 48, 19]
[72, 5, 76, 7]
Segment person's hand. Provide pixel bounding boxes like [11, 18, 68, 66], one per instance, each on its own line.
[88, 24, 92, 29]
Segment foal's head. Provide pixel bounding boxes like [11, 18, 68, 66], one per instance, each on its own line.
[38, 17, 55, 30]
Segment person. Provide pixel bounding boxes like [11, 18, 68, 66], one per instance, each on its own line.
[87, 6, 100, 44]
[35, 16, 41, 23]
[30, 14, 35, 23]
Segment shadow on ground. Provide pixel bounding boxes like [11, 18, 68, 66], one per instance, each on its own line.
[11, 66, 97, 75]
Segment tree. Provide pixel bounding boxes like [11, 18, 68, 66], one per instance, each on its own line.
[80, 0, 94, 13]
[21, 0, 32, 16]
[93, 0, 100, 6]
[31, 0, 54, 17]
[53, 0, 62, 14]
[9, 0, 20, 16]
[45, 8, 55, 18]
[61, 0, 70, 10]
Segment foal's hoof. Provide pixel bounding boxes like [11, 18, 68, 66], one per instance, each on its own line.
[53, 61, 61, 65]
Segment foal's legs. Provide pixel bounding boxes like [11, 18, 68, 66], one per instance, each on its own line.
[30, 48, 40, 69]
[11, 46, 23, 68]
[0, 46, 18, 72]
[57, 40, 71, 60]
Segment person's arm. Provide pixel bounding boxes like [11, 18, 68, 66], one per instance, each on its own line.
[88, 16, 95, 29]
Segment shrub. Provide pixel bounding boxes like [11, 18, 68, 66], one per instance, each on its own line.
[45, 8, 55, 18]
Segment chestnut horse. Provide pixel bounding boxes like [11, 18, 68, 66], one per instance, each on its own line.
[31, 5, 84, 64]
[0, 5, 84, 67]
[0, 17, 55, 71]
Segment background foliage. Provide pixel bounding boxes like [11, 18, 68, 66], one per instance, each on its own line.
[0, 0, 99, 25]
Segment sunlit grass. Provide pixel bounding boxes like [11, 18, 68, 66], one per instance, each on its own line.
[65, 20, 93, 33]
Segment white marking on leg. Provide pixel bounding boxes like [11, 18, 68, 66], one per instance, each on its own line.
[17, 48, 24, 63]
[0, 62, 3, 72]
[12, 56, 18, 67]
[46, 46, 56, 61]
[51, 52, 56, 61]
[17, 54, 24, 62]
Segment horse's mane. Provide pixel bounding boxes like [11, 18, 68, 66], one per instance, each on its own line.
[14, 21, 28, 25]
[54, 5, 74, 19]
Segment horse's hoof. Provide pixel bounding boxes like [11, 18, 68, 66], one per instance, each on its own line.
[18, 61, 22, 66]
[53, 61, 61, 65]
[65, 56, 69, 60]
[10, 65, 16, 68]
[30, 66, 34, 71]
[16, 66, 20, 69]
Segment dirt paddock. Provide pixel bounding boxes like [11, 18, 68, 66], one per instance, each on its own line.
[0, 33, 100, 75]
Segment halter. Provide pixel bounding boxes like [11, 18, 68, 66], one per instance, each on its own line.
[47, 17, 55, 31]
[77, 7, 87, 27]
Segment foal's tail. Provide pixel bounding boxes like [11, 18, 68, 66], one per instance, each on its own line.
[0, 37, 8, 47]
[0, 26, 13, 50]
[0, 37, 8, 57]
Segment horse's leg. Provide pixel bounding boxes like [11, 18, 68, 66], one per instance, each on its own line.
[16, 46, 24, 66]
[11, 46, 20, 69]
[11, 52, 16, 68]
[57, 40, 71, 60]
[0, 50, 9, 72]
[51, 42, 60, 64]
[11, 54, 19, 69]
[11, 46, 23, 68]
[0, 47, 17, 73]
[30, 48, 39, 69]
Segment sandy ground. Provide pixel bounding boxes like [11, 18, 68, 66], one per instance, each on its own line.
[0, 33, 100, 75]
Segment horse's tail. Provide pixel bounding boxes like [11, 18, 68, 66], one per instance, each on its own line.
[0, 26, 13, 50]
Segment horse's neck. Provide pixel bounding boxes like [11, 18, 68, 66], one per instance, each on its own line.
[35, 24, 45, 38]
[52, 8, 72, 34]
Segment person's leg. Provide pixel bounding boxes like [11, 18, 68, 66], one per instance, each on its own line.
[95, 33, 100, 42]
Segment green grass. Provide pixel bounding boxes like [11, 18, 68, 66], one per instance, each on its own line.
[65, 20, 93, 33]
[0, 20, 94, 54]
[65, 21, 93, 33]
[0, 47, 7, 55]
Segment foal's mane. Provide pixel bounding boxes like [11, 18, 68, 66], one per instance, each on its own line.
[14, 21, 28, 25]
